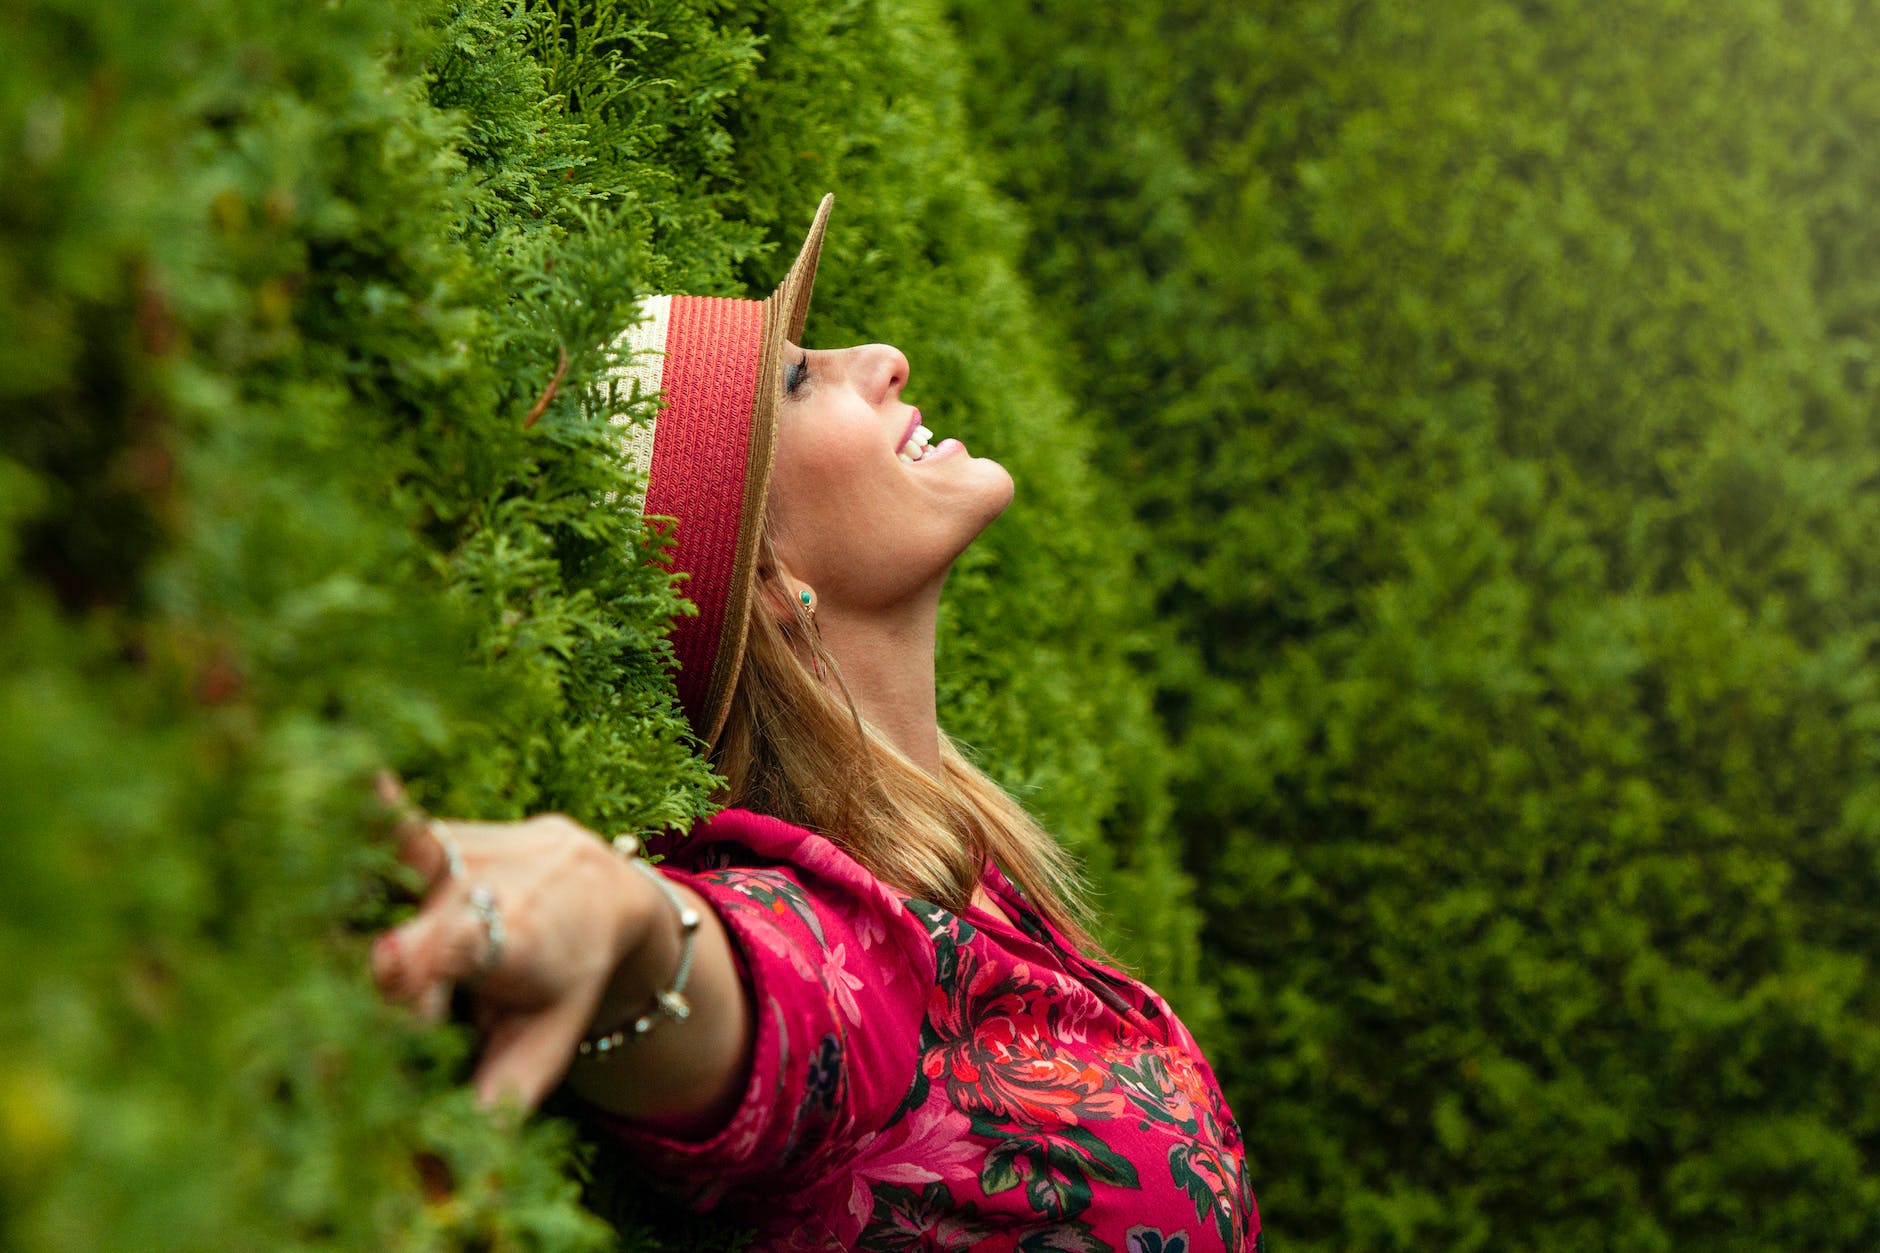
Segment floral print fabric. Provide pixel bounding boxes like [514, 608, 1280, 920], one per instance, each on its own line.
[590, 809, 1262, 1251]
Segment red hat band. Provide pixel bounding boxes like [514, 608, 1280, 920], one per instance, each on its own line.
[601, 196, 832, 748]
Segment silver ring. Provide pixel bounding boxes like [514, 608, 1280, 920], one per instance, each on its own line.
[466, 883, 505, 976]
[429, 820, 466, 881]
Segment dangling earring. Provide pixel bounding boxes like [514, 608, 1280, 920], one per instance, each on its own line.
[796, 587, 825, 678]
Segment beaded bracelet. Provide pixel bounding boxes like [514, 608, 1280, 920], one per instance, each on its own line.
[575, 835, 702, 1060]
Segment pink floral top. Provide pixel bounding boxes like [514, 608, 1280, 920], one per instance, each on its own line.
[590, 809, 1263, 1252]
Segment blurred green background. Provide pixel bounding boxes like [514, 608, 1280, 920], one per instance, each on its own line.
[4, 0, 1877, 1248]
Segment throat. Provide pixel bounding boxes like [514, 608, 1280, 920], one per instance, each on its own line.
[968, 883, 1017, 929]
[810, 597, 945, 776]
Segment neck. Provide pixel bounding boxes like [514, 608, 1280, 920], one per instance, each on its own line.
[813, 584, 945, 777]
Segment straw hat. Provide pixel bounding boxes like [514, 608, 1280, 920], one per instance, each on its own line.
[601, 194, 834, 747]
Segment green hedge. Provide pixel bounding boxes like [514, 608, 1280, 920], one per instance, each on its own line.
[2, 0, 1196, 1247]
[948, 0, 1880, 1247]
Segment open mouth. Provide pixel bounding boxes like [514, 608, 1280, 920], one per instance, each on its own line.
[897, 420, 937, 463]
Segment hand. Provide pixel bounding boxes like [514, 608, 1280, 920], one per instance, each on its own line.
[368, 772, 645, 1112]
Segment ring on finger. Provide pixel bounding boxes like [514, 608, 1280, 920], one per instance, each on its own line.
[466, 883, 505, 977]
[429, 819, 466, 882]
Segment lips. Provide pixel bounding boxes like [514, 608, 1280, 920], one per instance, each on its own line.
[897, 409, 937, 462]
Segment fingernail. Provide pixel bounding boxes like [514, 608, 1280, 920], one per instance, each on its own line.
[372, 933, 401, 979]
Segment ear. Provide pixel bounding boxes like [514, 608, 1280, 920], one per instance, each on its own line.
[758, 557, 815, 625]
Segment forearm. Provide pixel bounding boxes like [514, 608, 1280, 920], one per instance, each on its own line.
[562, 870, 754, 1129]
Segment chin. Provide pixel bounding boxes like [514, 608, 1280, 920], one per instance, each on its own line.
[969, 456, 1017, 522]
[928, 463, 1016, 579]
[958, 470, 1015, 559]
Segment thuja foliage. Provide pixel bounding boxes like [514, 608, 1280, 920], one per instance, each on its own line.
[1, 0, 721, 1245]
[711, 0, 1208, 995]
[950, 0, 1880, 1247]
[517, 0, 1204, 991]
[3, 0, 1193, 1248]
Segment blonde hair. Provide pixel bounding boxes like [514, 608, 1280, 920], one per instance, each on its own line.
[712, 535, 1107, 959]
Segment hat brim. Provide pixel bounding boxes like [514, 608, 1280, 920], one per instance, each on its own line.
[695, 193, 835, 747]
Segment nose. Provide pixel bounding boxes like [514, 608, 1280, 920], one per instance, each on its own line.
[852, 343, 909, 404]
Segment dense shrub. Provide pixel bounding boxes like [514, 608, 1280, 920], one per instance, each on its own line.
[0, 0, 727, 1245]
[2, 0, 1195, 1247]
[949, 0, 1880, 1247]
[708, 0, 1207, 994]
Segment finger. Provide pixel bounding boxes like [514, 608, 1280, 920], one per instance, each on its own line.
[473, 995, 600, 1113]
[374, 773, 459, 892]
[373, 771, 433, 863]
[373, 890, 491, 1009]
[373, 770, 426, 845]
[415, 980, 451, 1027]
[371, 931, 461, 1026]
[372, 768, 407, 812]
[402, 823, 456, 892]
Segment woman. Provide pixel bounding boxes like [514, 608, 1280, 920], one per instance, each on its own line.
[369, 196, 1263, 1250]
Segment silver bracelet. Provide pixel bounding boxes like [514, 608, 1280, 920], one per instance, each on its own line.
[575, 837, 701, 1060]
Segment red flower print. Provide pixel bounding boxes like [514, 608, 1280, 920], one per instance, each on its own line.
[1104, 1048, 1198, 1133]
[922, 951, 1127, 1126]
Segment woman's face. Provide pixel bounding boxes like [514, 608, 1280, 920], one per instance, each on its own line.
[768, 342, 1014, 612]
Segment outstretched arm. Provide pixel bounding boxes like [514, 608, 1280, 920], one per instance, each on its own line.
[369, 779, 752, 1124]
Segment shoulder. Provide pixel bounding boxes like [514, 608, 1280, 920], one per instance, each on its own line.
[599, 811, 947, 1196]
[660, 808, 897, 891]
[657, 807, 859, 873]
[655, 808, 939, 978]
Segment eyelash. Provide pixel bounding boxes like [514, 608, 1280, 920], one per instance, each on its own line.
[784, 354, 810, 397]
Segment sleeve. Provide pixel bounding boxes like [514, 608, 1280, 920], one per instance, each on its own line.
[584, 820, 937, 1208]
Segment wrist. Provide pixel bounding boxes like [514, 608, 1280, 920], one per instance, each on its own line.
[580, 844, 700, 1054]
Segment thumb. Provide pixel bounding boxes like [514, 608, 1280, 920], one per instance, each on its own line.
[472, 995, 600, 1113]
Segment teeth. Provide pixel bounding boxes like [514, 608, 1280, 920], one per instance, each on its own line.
[899, 423, 936, 462]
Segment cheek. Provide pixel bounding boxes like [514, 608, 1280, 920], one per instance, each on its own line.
[773, 424, 849, 509]
[765, 420, 1012, 603]
[767, 430, 882, 570]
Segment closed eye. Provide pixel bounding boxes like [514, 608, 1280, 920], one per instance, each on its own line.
[784, 353, 810, 397]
